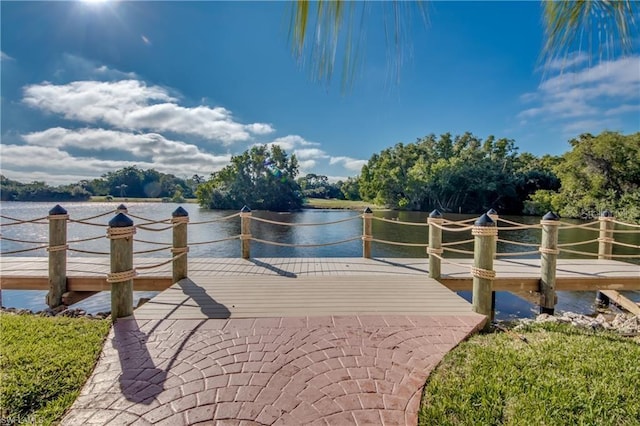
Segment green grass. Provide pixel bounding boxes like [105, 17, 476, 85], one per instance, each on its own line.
[419, 323, 640, 425]
[303, 198, 385, 210]
[0, 314, 111, 425]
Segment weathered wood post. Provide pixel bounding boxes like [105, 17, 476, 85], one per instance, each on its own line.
[596, 210, 614, 308]
[240, 206, 251, 259]
[472, 213, 497, 328]
[427, 209, 443, 279]
[107, 212, 135, 321]
[172, 206, 189, 283]
[362, 207, 373, 258]
[539, 211, 560, 315]
[46, 204, 69, 308]
[486, 209, 499, 313]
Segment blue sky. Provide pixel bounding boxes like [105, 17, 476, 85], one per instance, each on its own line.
[1, 1, 638, 185]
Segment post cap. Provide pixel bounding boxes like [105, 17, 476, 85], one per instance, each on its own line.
[600, 210, 613, 218]
[487, 208, 498, 215]
[240, 205, 251, 213]
[474, 213, 495, 227]
[49, 204, 67, 215]
[542, 211, 560, 221]
[429, 209, 442, 218]
[116, 204, 128, 211]
[363, 207, 372, 214]
[109, 212, 134, 228]
[172, 206, 189, 217]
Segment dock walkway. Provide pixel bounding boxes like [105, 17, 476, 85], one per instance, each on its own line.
[56, 261, 485, 425]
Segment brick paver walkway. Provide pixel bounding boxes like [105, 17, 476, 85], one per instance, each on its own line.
[62, 314, 484, 425]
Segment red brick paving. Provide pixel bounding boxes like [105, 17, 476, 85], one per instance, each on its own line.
[61, 314, 485, 425]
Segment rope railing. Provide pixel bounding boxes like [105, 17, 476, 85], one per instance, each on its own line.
[136, 224, 173, 232]
[68, 219, 109, 227]
[188, 212, 241, 225]
[611, 219, 640, 228]
[250, 235, 361, 248]
[0, 235, 48, 244]
[1, 245, 49, 255]
[442, 247, 475, 255]
[73, 210, 114, 222]
[429, 222, 475, 232]
[442, 239, 474, 246]
[188, 235, 241, 245]
[496, 250, 541, 257]
[68, 248, 110, 255]
[133, 246, 172, 255]
[133, 238, 172, 246]
[68, 235, 105, 244]
[127, 213, 172, 224]
[497, 238, 539, 247]
[556, 221, 600, 230]
[372, 216, 430, 227]
[250, 214, 361, 227]
[557, 239, 599, 247]
[0, 214, 49, 224]
[611, 240, 640, 249]
[369, 238, 429, 247]
[135, 252, 187, 271]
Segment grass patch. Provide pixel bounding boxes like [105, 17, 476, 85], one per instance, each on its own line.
[303, 198, 385, 210]
[0, 314, 111, 425]
[420, 323, 640, 425]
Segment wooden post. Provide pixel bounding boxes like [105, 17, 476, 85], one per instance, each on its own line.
[539, 211, 560, 315]
[472, 213, 497, 328]
[172, 206, 189, 283]
[486, 209, 499, 315]
[240, 206, 251, 259]
[362, 207, 373, 258]
[596, 210, 614, 308]
[427, 209, 443, 279]
[107, 212, 135, 321]
[46, 205, 68, 308]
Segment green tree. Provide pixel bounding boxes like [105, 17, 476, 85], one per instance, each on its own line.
[197, 145, 303, 211]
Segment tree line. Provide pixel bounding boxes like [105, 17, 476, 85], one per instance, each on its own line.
[1, 166, 200, 202]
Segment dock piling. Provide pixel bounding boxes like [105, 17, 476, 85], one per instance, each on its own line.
[172, 206, 189, 283]
[539, 211, 560, 315]
[46, 205, 68, 308]
[362, 207, 372, 258]
[240, 206, 251, 259]
[107, 213, 135, 321]
[596, 210, 615, 308]
[427, 209, 443, 279]
[472, 213, 497, 327]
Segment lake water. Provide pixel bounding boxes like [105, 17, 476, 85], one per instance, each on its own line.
[1, 201, 638, 319]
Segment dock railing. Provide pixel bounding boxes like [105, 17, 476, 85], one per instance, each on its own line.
[1, 204, 639, 321]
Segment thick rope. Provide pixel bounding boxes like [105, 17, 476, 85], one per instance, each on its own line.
[1, 246, 48, 255]
[539, 247, 560, 255]
[250, 215, 361, 227]
[559, 248, 600, 257]
[0, 214, 49, 223]
[251, 235, 361, 248]
[470, 266, 496, 280]
[496, 224, 540, 231]
[133, 246, 171, 255]
[0, 220, 47, 227]
[0, 235, 48, 244]
[429, 253, 471, 269]
[136, 252, 187, 270]
[369, 238, 429, 247]
[442, 239, 474, 246]
[443, 217, 477, 225]
[498, 217, 537, 227]
[443, 247, 475, 255]
[597, 237, 615, 244]
[496, 250, 541, 257]
[472, 226, 498, 236]
[73, 210, 113, 222]
[68, 235, 105, 244]
[188, 212, 241, 225]
[240, 233, 251, 240]
[127, 213, 172, 224]
[47, 244, 68, 252]
[68, 248, 110, 255]
[136, 224, 173, 232]
[427, 217, 444, 225]
[427, 247, 444, 255]
[133, 238, 172, 246]
[172, 216, 189, 225]
[430, 222, 474, 232]
[48, 214, 69, 221]
[611, 219, 640, 228]
[372, 217, 430, 227]
[557, 239, 599, 247]
[607, 253, 640, 259]
[106, 269, 137, 283]
[107, 226, 136, 239]
[610, 229, 640, 234]
[610, 240, 640, 249]
[556, 221, 600, 230]
[497, 238, 538, 247]
[171, 246, 189, 254]
[69, 219, 109, 227]
[189, 235, 241, 245]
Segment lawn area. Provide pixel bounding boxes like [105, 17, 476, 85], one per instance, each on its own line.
[0, 314, 111, 425]
[303, 198, 385, 210]
[419, 323, 640, 425]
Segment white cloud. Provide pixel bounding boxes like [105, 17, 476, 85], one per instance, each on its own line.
[1, 51, 14, 61]
[329, 156, 367, 172]
[518, 56, 640, 133]
[542, 52, 589, 71]
[141, 35, 151, 45]
[297, 159, 317, 170]
[264, 135, 320, 151]
[22, 80, 273, 144]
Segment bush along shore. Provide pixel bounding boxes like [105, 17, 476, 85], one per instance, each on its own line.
[512, 311, 640, 337]
[1, 306, 110, 320]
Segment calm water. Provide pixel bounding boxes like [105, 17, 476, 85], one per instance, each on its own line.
[1, 201, 638, 319]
